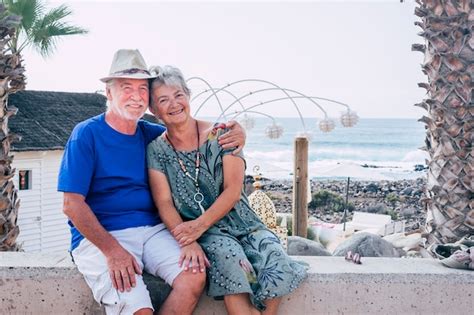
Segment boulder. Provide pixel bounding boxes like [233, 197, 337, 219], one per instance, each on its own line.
[364, 203, 387, 214]
[287, 236, 331, 256]
[332, 232, 401, 257]
[364, 183, 379, 193]
[401, 207, 416, 217]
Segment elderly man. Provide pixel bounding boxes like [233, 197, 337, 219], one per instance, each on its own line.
[58, 49, 245, 315]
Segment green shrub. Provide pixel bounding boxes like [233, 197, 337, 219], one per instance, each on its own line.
[309, 190, 354, 213]
[277, 215, 316, 241]
[386, 209, 399, 221]
[386, 193, 400, 204]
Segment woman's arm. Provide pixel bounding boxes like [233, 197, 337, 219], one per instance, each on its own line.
[171, 154, 245, 246]
[148, 169, 185, 231]
[148, 169, 210, 272]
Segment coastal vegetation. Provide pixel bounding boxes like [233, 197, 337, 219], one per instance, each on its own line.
[308, 190, 355, 214]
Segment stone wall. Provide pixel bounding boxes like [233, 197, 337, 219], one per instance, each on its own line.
[1, 253, 473, 314]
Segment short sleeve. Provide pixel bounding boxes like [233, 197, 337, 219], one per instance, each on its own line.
[218, 128, 246, 168]
[222, 146, 245, 160]
[146, 140, 165, 173]
[57, 127, 95, 197]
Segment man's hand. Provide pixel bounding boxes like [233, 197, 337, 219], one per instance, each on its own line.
[218, 120, 246, 155]
[179, 242, 210, 273]
[104, 244, 142, 293]
[172, 219, 207, 247]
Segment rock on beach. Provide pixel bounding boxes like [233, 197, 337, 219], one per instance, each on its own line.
[246, 177, 427, 233]
[332, 233, 401, 257]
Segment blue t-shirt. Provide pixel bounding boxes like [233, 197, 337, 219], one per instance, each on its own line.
[58, 113, 166, 250]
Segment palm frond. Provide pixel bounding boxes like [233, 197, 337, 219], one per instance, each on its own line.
[34, 4, 71, 29]
[2, 0, 44, 35]
[31, 23, 87, 57]
[29, 4, 87, 57]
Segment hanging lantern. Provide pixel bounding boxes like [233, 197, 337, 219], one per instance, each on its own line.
[340, 110, 359, 127]
[265, 123, 284, 139]
[239, 114, 255, 131]
[319, 118, 335, 132]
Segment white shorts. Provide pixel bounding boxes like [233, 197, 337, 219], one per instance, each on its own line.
[71, 224, 182, 315]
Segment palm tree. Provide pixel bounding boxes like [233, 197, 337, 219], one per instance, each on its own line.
[412, 0, 473, 246]
[3, 0, 87, 56]
[0, 0, 86, 251]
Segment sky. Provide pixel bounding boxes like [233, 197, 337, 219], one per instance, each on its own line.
[22, 0, 427, 119]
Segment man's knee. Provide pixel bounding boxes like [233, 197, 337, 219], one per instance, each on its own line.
[172, 271, 206, 296]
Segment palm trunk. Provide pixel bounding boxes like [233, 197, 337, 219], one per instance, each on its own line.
[412, 0, 473, 246]
[0, 5, 26, 251]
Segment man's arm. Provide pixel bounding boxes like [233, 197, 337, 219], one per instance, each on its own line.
[218, 120, 246, 155]
[63, 192, 141, 293]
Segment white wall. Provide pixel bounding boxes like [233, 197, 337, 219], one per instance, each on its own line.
[12, 150, 69, 254]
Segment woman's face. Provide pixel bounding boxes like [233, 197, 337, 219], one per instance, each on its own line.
[151, 84, 191, 126]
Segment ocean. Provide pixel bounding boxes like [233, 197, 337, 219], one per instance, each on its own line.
[231, 118, 428, 180]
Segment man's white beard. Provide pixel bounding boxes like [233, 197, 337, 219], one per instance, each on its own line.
[110, 103, 145, 122]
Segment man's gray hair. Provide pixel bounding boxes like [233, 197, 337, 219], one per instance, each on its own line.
[105, 79, 116, 110]
[150, 65, 191, 109]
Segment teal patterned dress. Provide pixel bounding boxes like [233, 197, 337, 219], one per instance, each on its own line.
[146, 130, 307, 311]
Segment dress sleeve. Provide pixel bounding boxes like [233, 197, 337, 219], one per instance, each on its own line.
[218, 127, 246, 167]
[147, 140, 166, 173]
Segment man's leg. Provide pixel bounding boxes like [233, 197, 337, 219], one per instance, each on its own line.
[72, 227, 155, 315]
[143, 225, 206, 315]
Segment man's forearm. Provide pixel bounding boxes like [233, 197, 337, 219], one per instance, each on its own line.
[63, 194, 120, 255]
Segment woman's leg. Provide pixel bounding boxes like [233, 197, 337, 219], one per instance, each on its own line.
[224, 293, 261, 315]
[262, 297, 282, 315]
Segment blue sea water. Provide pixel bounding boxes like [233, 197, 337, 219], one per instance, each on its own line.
[231, 118, 427, 179]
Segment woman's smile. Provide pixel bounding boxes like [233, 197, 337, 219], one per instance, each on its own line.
[169, 108, 184, 116]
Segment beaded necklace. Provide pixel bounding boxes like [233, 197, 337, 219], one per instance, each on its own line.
[165, 120, 205, 214]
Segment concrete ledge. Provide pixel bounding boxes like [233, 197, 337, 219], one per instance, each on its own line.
[1, 253, 473, 314]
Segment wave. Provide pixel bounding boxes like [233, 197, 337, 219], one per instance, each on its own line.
[245, 154, 426, 180]
[246, 146, 423, 163]
[401, 150, 429, 163]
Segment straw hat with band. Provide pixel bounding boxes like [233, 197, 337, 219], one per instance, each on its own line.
[100, 49, 157, 83]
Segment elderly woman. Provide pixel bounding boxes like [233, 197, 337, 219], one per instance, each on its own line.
[146, 66, 307, 315]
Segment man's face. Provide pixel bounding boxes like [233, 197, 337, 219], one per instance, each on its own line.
[106, 78, 149, 121]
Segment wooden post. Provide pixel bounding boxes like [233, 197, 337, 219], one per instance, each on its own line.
[292, 136, 308, 238]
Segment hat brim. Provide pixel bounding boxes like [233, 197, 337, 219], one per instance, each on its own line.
[100, 72, 158, 83]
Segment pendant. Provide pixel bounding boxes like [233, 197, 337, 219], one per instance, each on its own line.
[194, 192, 205, 214]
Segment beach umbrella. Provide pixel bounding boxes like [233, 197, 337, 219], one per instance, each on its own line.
[316, 162, 391, 181]
[245, 156, 291, 178]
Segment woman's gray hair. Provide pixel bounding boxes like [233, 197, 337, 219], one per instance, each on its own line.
[149, 65, 191, 109]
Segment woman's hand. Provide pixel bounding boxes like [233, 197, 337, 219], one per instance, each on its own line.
[179, 242, 210, 273]
[172, 219, 207, 247]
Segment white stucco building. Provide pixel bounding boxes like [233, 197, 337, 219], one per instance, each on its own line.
[9, 91, 107, 253]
